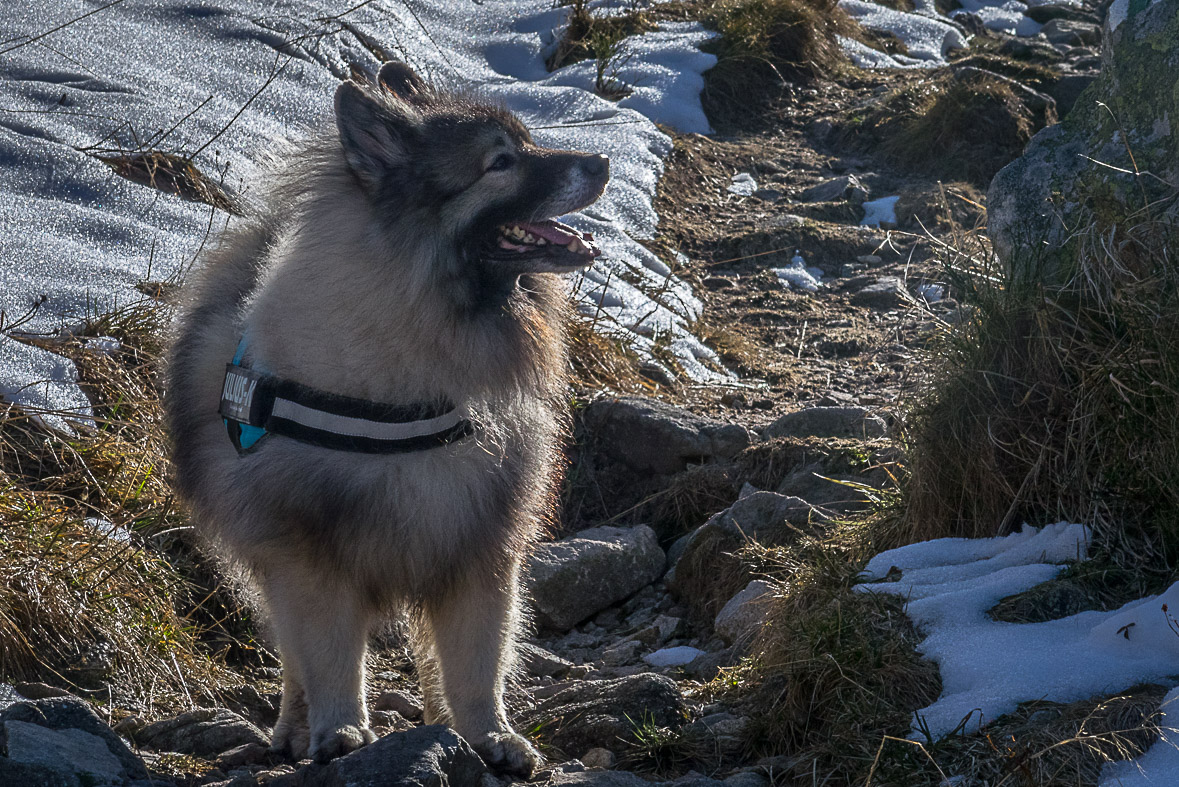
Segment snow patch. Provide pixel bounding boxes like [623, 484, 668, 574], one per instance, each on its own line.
[839, 1, 969, 63]
[861, 196, 901, 227]
[728, 172, 758, 196]
[772, 252, 825, 292]
[1100, 688, 1179, 786]
[860, 523, 1179, 740]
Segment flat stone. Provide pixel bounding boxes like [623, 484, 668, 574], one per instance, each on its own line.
[848, 276, 914, 309]
[526, 525, 666, 632]
[581, 396, 751, 475]
[136, 707, 268, 756]
[519, 643, 575, 678]
[373, 689, 423, 721]
[800, 174, 869, 204]
[762, 405, 887, 440]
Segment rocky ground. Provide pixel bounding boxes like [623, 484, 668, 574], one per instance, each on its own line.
[0, 1, 1126, 785]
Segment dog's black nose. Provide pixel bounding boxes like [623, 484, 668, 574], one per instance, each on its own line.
[580, 154, 609, 180]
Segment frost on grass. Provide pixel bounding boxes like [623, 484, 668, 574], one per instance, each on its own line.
[859, 523, 1179, 740]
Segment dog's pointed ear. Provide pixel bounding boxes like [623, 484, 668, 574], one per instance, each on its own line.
[334, 81, 416, 191]
[377, 61, 429, 102]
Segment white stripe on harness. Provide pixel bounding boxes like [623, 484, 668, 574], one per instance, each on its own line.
[270, 397, 467, 441]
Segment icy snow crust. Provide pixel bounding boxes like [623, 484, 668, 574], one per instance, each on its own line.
[860, 523, 1179, 740]
[840, 0, 1045, 68]
[0, 1, 725, 426]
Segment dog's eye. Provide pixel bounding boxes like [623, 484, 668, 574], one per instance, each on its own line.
[486, 153, 515, 172]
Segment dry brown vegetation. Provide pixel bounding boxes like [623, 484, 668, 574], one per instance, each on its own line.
[0, 302, 253, 714]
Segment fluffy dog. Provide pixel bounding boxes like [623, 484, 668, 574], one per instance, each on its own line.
[166, 61, 608, 774]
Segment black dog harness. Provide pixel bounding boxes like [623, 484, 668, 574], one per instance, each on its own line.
[219, 335, 474, 455]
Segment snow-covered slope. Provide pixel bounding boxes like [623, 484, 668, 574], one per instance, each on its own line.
[0, 1, 722, 429]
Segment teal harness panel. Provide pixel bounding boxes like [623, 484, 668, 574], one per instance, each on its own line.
[224, 336, 268, 451]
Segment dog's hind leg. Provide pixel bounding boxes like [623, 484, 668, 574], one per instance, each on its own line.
[261, 564, 377, 763]
[425, 561, 541, 777]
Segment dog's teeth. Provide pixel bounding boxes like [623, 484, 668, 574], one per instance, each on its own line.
[568, 237, 585, 253]
[536, 237, 548, 245]
[523, 233, 537, 244]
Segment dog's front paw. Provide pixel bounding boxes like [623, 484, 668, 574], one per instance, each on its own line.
[310, 724, 377, 763]
[270, 719, 311, 760]
[470, 731, 542, 778]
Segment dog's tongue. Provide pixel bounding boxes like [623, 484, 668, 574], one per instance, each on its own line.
[518, 220, 578, 245]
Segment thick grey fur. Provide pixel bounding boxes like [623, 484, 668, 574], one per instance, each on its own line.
[165, 62, 608, 774]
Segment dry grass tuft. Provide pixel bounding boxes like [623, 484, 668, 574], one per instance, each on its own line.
[900, 216, 1179, 580]
[698, 0, 859, 128]
[842, 70, 1056, 187]
[566, 312, 652, 395]
[0, 301, 247, 712]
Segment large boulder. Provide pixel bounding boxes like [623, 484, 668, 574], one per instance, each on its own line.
[526, 525, 666, 632]
[581, 396, 751, 474]
[988, 0, 1178, 279]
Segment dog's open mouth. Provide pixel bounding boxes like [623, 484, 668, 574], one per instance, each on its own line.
[486, 219, 601, 274]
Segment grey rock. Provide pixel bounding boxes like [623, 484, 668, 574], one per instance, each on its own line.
[632, 614, 683, 647]
[667, 772, 725, 786]
[369, 710, 412, 732]
[1043, 72, 1098, 117]
[848, 276, 914, 309]
[2, 721, 126, 784]
[724, 773, 771, 787]
[685, 713, 750, 759]
[1025, 1, 1095, 23]
[519, 643, 575, 678]
[762, 405, 887, 440]
[600, 640, 643, 667]
[0, 696, 150, 782]
[270, 726, 486, 787]
[775, 461, 874, 513]
[373, 689, 424, 721]
[521, 673, 687, 754]
[550, 770, 650, 786]
[683, 650, 726, 683]
[580, 747, 616, 769]
[714, 580, 775, 646]
[216, 741, 272, 768]
[526, 525, 666, 632]
[136, 707, 267, 756]
[1042, 18, 1100, 45]
[582, 396, 751, 474]
[11, 683, 73, 701]
[672, 492, 819, 580]
[800, 174, 869, 204]
[988, 0, 1179, 279]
